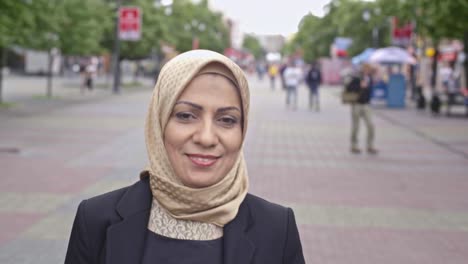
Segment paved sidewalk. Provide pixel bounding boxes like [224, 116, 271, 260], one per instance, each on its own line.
[1, 75, 467, 263]
[1, 74, 154, 116]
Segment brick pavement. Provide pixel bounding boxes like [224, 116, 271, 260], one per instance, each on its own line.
[0, 75, 467, 263]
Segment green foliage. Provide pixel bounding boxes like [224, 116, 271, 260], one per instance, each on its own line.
[242, 35, 263, 59]
[0, 0, 32, 47]
[0, 0, 229, 59]
[163, 0, 229, 53]
[292, 13, 335, 62]
[1, 0, 111, 55]
[60, 0, 112, 55]
[291, 0, 468, 62]
[98, 0, 231, 60]
[397, 0, 468, 42]
[291, 0, 389, 62]
[19, 0, 64, 51]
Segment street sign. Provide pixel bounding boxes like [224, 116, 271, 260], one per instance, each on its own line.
[119, 7, 141, 41]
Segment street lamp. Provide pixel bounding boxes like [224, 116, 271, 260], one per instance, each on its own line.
[112, 0, 122, 94]
[185, 20, 206, 50]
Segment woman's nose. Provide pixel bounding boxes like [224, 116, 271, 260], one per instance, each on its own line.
[193, 120, 218, 147]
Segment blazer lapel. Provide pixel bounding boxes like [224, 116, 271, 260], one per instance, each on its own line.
[106, 178, 152, 264]
[223, 198, 256, 264]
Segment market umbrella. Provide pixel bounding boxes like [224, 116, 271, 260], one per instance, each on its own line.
[351, 48, 375, 65]
[369, 46, 416, 64]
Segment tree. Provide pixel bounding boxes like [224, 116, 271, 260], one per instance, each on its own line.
[0, 0, 35, 103]
[289, 0, 393, 62]
[242, 34, 263, 59]
[165, 0, 229, 53]
[99, 0, 230, 86]
[291, 13, 331, 62]
[395, 0, 468, 89]
[60, 0, 112, 56]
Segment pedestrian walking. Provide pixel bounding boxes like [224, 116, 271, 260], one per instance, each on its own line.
[82, 59, 97, 93]
[279, 63, 287, 90]
[267, 63, 279, 90]
[256, 62, 266, 81]
[350, 63, 378, 154]
[65, 50, 305, 264]
[283, 61, 303, 110]
[305, 62, 322, 111]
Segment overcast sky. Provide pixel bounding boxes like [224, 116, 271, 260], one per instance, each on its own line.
[208, 0, 332, 36]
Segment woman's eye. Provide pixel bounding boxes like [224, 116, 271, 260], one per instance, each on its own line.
[218, 116, 238, 126]
[175, 112, 195, 121]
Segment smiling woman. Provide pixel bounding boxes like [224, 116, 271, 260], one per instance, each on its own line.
[164, 69, 243, 189]
[65, 50, 305, 264]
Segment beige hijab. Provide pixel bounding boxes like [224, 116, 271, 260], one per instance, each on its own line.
[143, 50, 250, 227]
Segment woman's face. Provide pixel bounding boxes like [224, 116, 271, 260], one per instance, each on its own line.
[164, 73, 243, 188]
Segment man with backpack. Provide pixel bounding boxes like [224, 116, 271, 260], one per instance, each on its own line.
[344, 64, 378, 154]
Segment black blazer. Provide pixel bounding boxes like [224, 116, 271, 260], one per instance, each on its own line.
[65, 177, 305, 264]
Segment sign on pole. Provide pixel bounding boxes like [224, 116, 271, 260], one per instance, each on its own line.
[119, 7, 141, 41]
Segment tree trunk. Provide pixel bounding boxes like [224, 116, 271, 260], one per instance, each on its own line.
[47, 49, 53, 97]
[0, 47, 5, 103]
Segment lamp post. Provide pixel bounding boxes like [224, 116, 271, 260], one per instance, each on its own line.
[185, 20, 206, 50]
[112, 0, 122, 94]
[362, 9, 379, 48]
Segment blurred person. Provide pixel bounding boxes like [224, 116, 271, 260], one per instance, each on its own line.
[416, 77, 426, 110]
[79, 59, 87, 93]
[440, 62, 453, 92]
[430, 92, 442, 115]
[350, 63, 378, 154]
[462, 87, 468, 117]
[279, 62, 288, 90]
[283, 61, 303, 110]
[65, 50, 305, 264]
[83, 59, 97, 92]
[305, 62, 322, 111]
[445, 62, 461, 116]
[267, 63, 279, 90]
[256, 62, 266, 81]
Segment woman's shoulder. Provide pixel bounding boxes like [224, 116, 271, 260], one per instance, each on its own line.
[78, 179, 149, 223]
[243, 193, 291, 222]
[84, 185, 130, 209]
[245, 193, 287, 210]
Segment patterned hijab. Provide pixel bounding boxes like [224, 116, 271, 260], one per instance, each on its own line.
[143, 50, 250, 227]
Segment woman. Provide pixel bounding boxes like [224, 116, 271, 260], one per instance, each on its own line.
[65, 50, 305, 264]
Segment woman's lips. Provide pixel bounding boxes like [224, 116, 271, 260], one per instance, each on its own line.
[186, 154, 219, 167]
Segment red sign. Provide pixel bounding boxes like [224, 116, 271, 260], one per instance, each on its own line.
[391, 17, 413, 46]
[119, 7, 141, 41]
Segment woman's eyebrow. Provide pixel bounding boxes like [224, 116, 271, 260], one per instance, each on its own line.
[175, 101, 240, 113]
[174, 101, 202, 110]
[217, 106, 241, 113]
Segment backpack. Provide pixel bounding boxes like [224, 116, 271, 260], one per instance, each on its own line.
[345, 75, 361, 92]
[341, 75, 361, 104]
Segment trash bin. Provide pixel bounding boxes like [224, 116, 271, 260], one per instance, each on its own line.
[387, 73, 406, 108]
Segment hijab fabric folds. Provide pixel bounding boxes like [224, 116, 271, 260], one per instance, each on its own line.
[143, 50, 250, 227]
